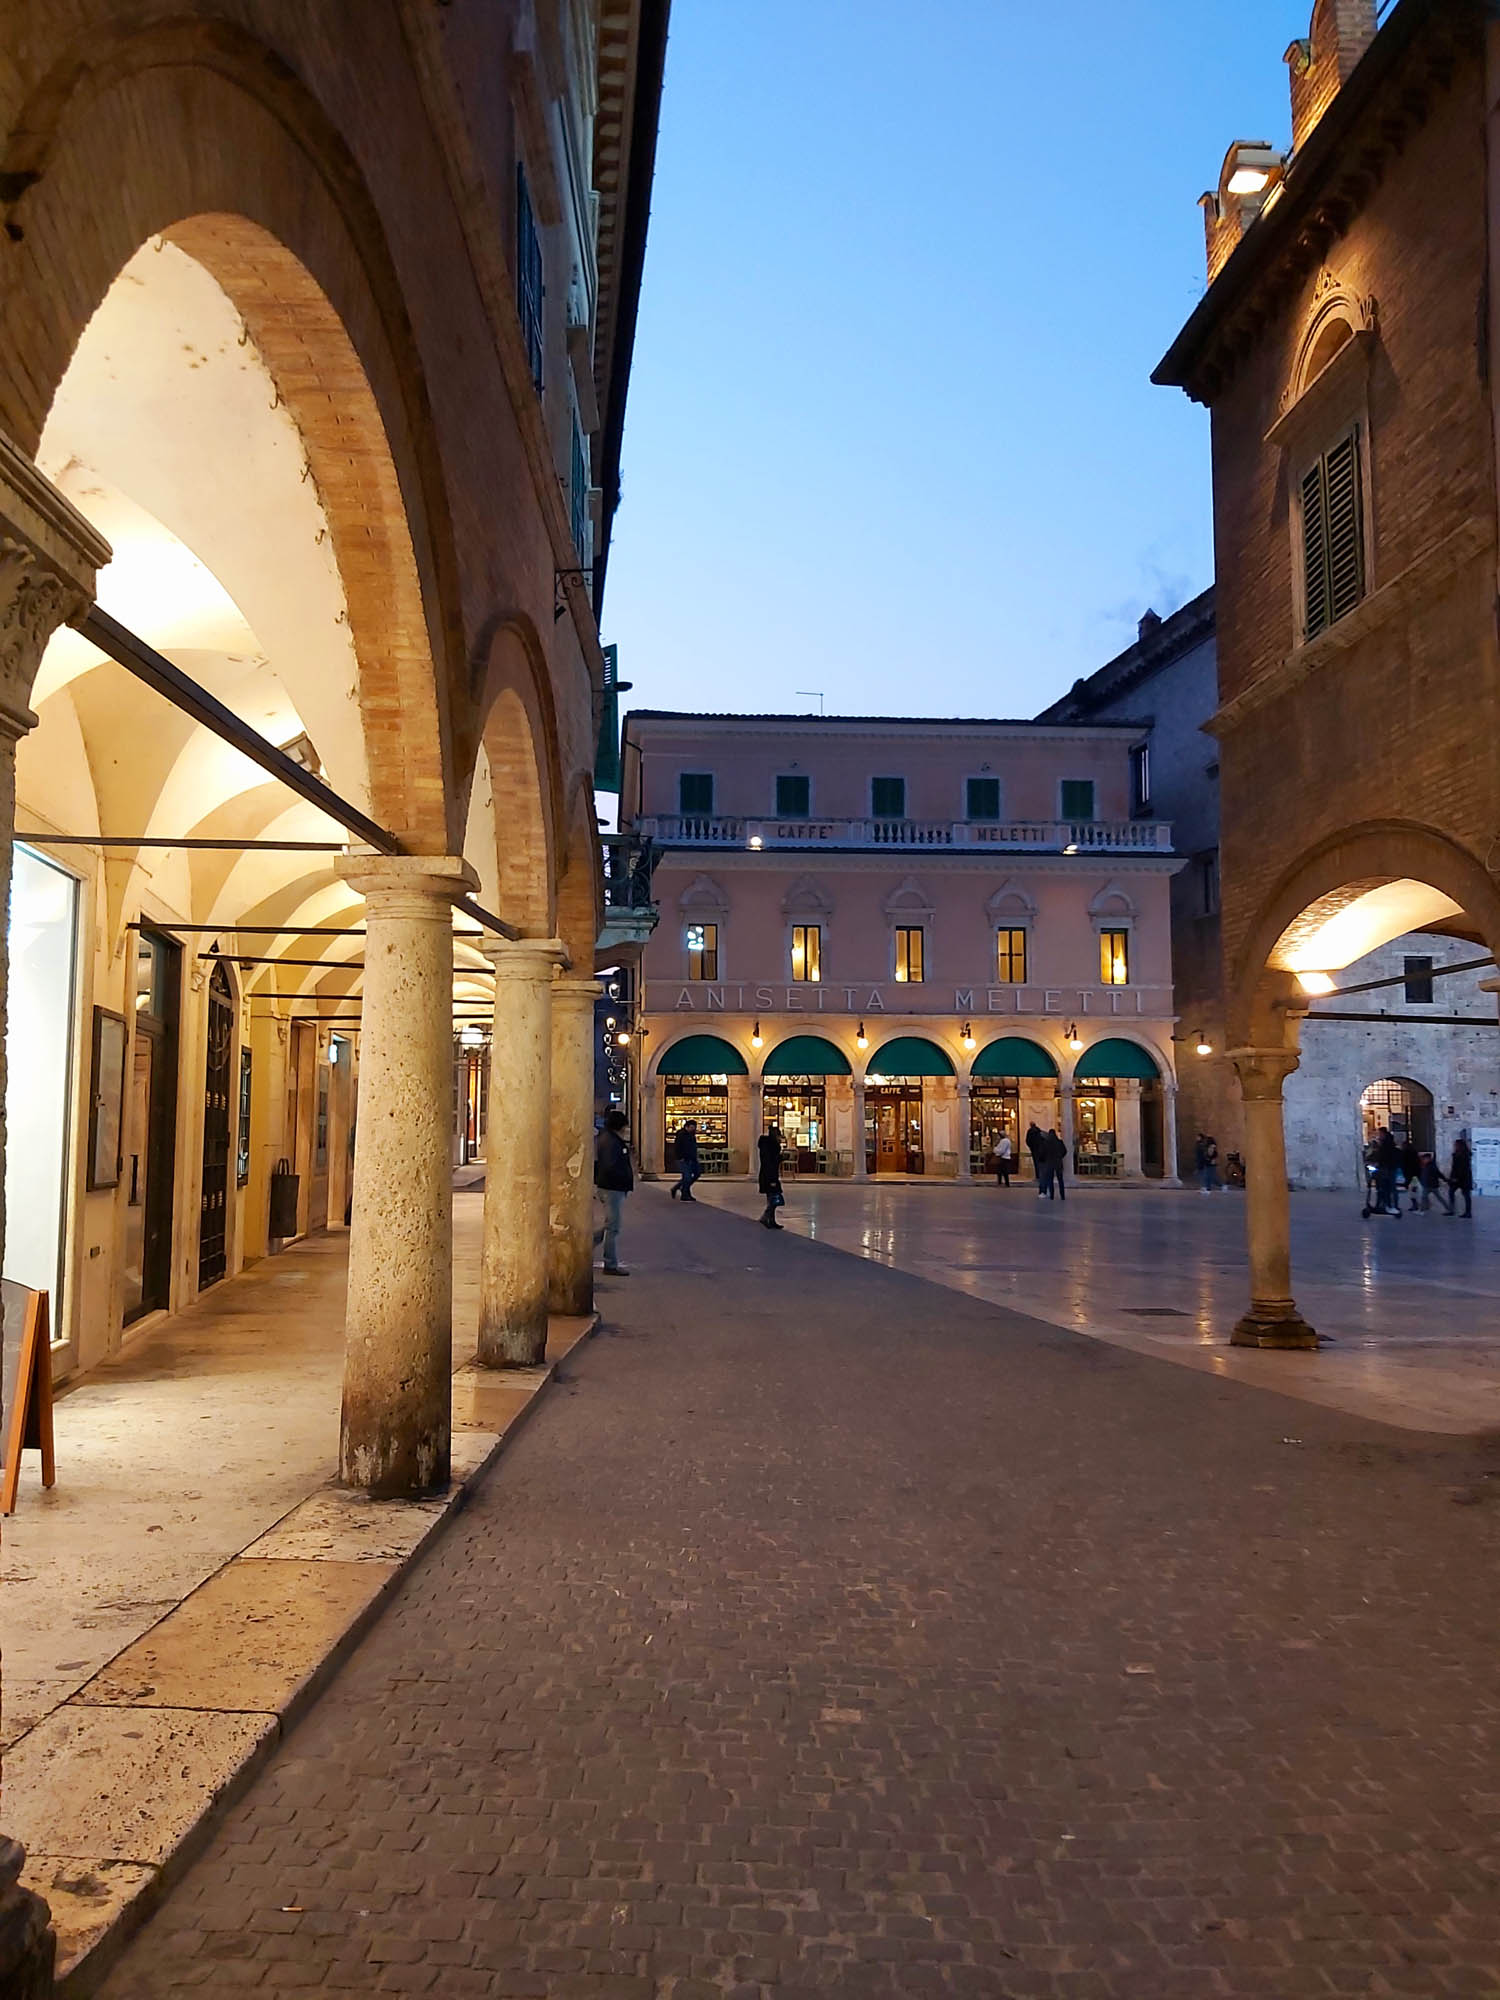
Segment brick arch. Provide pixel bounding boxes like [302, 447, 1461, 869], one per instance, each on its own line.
[0, 22, 462, 851]
[555, 780, 602, 973]
[469, 616, 566, 937]
[1229, 820, 1500, 1045]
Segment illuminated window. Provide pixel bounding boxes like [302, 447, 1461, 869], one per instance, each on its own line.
[1099, 929, 1129, 985]
[686, 922, 718, 980]
[1130, 743, 1151, 815]
[894, 926, 924, 983]
[791, 923, 821, 982]
[996, 928, 1027, 984]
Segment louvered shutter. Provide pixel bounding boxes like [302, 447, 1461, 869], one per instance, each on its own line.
[1325, 429, 1364, 623]
[1301, 459, 1330, 639]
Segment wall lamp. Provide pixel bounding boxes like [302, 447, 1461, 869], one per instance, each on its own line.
[855, 1020, 868, 1051]
[553, 567, 593, 621]
[750, 1019, 763, 1050]
[1065, 1021, 1083, 1052]
[1296, 971, 1336, 996]
[961, 1020, 976, 1052]
[1195, 1030, 1213, 1056]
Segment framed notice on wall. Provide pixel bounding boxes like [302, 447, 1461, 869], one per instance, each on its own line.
[86, 1006, 127, 1191]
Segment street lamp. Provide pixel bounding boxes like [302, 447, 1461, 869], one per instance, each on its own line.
[961, 1020, 976, 1052]
[750, 1018, 763, 1050]
[1195, 1030, 1213, 1056]
[1065, 1021, 1083, 1052]
[855, 1020, 868, 1051]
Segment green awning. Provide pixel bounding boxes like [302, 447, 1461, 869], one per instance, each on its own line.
[866, 1036, 954, 1078]
[972, 1036, 1057, 1079]
[1073, 1036, 1159, 1081]
[762, 1034, 851, 1077]
[657, 1033, 748, 1077]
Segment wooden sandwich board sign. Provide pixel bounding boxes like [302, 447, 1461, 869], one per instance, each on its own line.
[1, 1280, 55, 1516]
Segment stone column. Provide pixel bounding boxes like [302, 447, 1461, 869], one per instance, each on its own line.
[749, 1076, 764, 1159]
[1230, 1048, 1318, 1349]
[1059, 1083, 1076, 1163]
[1160, 1079, 1182, 1185]
[548, 974, 602, 1314]
[852, 1078, 868, 1179]
[642, 1072, 661, 1176]
[0, 436, 111, 1998]
[1116, 1078, 1143, 1178]
[337, 852, 479, 1494]
[478, 937, 566, 1367]
[956, 1080, 973, 1180]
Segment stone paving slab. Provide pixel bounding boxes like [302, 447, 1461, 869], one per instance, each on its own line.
[242, 1489, 451, 1564]
[21, 1861, 157, 1979]
[71, 1559, 398, 1713]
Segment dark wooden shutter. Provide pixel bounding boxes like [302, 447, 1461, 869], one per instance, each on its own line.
[1301, 459, 1330, 639]
[1302, 429, 1363, 641]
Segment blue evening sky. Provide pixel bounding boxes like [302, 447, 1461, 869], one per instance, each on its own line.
[601, 1, 1315, 722]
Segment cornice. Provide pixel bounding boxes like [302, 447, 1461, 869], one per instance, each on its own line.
[649, 850, 1183, 876]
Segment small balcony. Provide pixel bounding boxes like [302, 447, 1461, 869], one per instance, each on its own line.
[597, 830, 659, 956]
[631, 815, 1173, 855]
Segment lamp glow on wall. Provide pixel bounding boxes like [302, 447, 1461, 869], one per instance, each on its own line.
[961, 1021, 976, 1052]
[1195, 1030, 1213, 1056]
[750, 1019, 763, 1050]
[855, 1020, 868, 1051]
[1065, 1021, 1083, 1052]
[1296, 971, 1336, 995]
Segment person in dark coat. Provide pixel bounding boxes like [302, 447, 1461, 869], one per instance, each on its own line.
[670, 1119, 701, 1201]
[1043, 1127, 1067, 1202]
[757, 1123, 784, 1229]
[1447, 1133, 1474, 1218]
[1025, 1122, 1045, 1194]
[1417, 1151, 1448, 1214]
[592, 1111, 633, 1275]
[1373, 1126, 1400, 1217]
[1400, 1138, 1421, 1207]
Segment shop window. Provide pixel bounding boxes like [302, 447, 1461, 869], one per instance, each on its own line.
[1299, 426, 1365, 641]
[516, 164, 545, 392]
[1060, 778, 1095, 822]
[1099, 928, 1129, 985]
[871, 776, 906, 819]
[1130, 743, 1151, 816]
[685, 922, 718, 980]
[996, 927, 1028, 984]
[776, 774, 810, 817]
[679, 771, 714, 816]
[894, 926, 925, 983]
[791, 923, 822, 982]
[1403, 956, 1434, 1005]
[966, 776, 1001, 821]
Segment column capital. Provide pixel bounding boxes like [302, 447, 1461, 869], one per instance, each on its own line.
[1229, 1046, 1300, 1101]
[0, 431, 112, 734]
[551, 972, 603, 1008]
[336, 850, 478, 916]
[481, 935, 567, 979]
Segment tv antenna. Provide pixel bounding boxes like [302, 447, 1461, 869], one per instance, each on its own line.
[795, 690, 825, 715]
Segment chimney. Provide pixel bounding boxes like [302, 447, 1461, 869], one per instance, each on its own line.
[1286, 0, 1378, 151]
[1137, 609, 1162, 643]
[1200, 141, 1285, 282]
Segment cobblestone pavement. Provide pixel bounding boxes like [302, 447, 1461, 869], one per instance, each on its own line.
[98, 1190, 1500, 1998]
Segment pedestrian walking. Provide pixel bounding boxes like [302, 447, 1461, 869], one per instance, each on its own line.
[1373, 1126, 1401, 1217]
[1026, 1121, 1045, 1195]
[592, 1110, 633, 1276]
[995, 1131, 1014, 1188]
[757, 1123, 785, 1229]
[1447, 1132, 1473, 1218]
[1194, 1132, 1221, 1192]
[1400, 1137, 1422, 1208]
[1043, 1126, 1067, 1202]
[670, 1118, 701, 1201]
[1417, 1150, 1447, 1214]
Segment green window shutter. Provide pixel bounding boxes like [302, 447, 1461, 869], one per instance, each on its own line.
[594, 644, 621, 791]
[1301, 458, 1330, 638]
[679, 772, 714, 815]
[871, 776, 905, 818]
[1325, 430, 1364, 625]
[776, 774, 810, 817]
[1060, 779, 1094, 821]
[966, 777, 1000, 821]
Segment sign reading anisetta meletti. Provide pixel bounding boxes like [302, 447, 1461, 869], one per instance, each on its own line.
[650, 983, 1163, 1016]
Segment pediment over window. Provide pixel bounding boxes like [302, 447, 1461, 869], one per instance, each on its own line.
[678, 873, 728, 914]
[881, 876, 935, 918]
[985, 879, 1036, 925]
[1088, 880, 1138, 923]
[781, 873, 835, 917]
[1266, 275, 1378, 451]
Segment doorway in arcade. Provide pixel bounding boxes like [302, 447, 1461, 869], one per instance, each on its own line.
[864, 1037, 956, 1176]
[1071, 1038, 1165, 1178]
[968, 1037, 1060, 1178]
[657, 1033, 749, 1177]
[761, 1035, 853, 1176]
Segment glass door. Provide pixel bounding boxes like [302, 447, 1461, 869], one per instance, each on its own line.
[124, 929, 180, 1321]
[867, 1083, 923, 1175]
[663, 1078, 730, 1174]
[970, 1084, 1019, 1175]
[197, 958, 234, 1289]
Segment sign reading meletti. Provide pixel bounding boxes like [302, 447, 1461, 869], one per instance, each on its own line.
[2, 1279, 55, 1516]
[651, 983, 1161, 1016]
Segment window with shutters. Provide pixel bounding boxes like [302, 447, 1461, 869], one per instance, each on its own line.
[1403, 956, 1434, 1005]
[995, 928, 1027, 984]
[790, 924, 821, 982]
[966, 776, 1001, 821]
[679, 772, 714, 816]
[776, 774, 810, 817]
[893, 926, 924, 982]
[516, 165, 545, 392]
[871, 776, 906, 819]
[685, 923, 718, 980]
[569, 402, 591, 567]
[1060, 778, 1095, 822]
[1099, 929, 1129, 986]
[1299, 426, 1365, 641]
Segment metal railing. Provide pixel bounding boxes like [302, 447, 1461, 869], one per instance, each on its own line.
[631, 815, 1173, 854]
[600, 830, 659, 909]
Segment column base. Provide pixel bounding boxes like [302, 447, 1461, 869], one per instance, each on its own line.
[0, 1842, 55, 2000]
[1231, 1309, 1320, 1350]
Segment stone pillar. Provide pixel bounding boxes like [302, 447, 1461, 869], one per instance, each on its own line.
[1059, 1083, 1076, 1163]
[1160, 1080, 1182, 1185]
[642, 1072, 661, 1176]
[1230, 1048, 1318, 1349]
[852, 1078, 868, 1179]
[337, 852, 479, 1495]
[548, 974, 602, 1314]
[1116, 1078, 1143, 1179]
[956, 1080, 973, 1180]
[478, 937, 566, 1367]
[749, 1076, 765, 1166]
[0, 436, 111, 1998]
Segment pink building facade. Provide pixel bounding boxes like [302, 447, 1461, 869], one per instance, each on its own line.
[620, 715, 1184, 1181]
